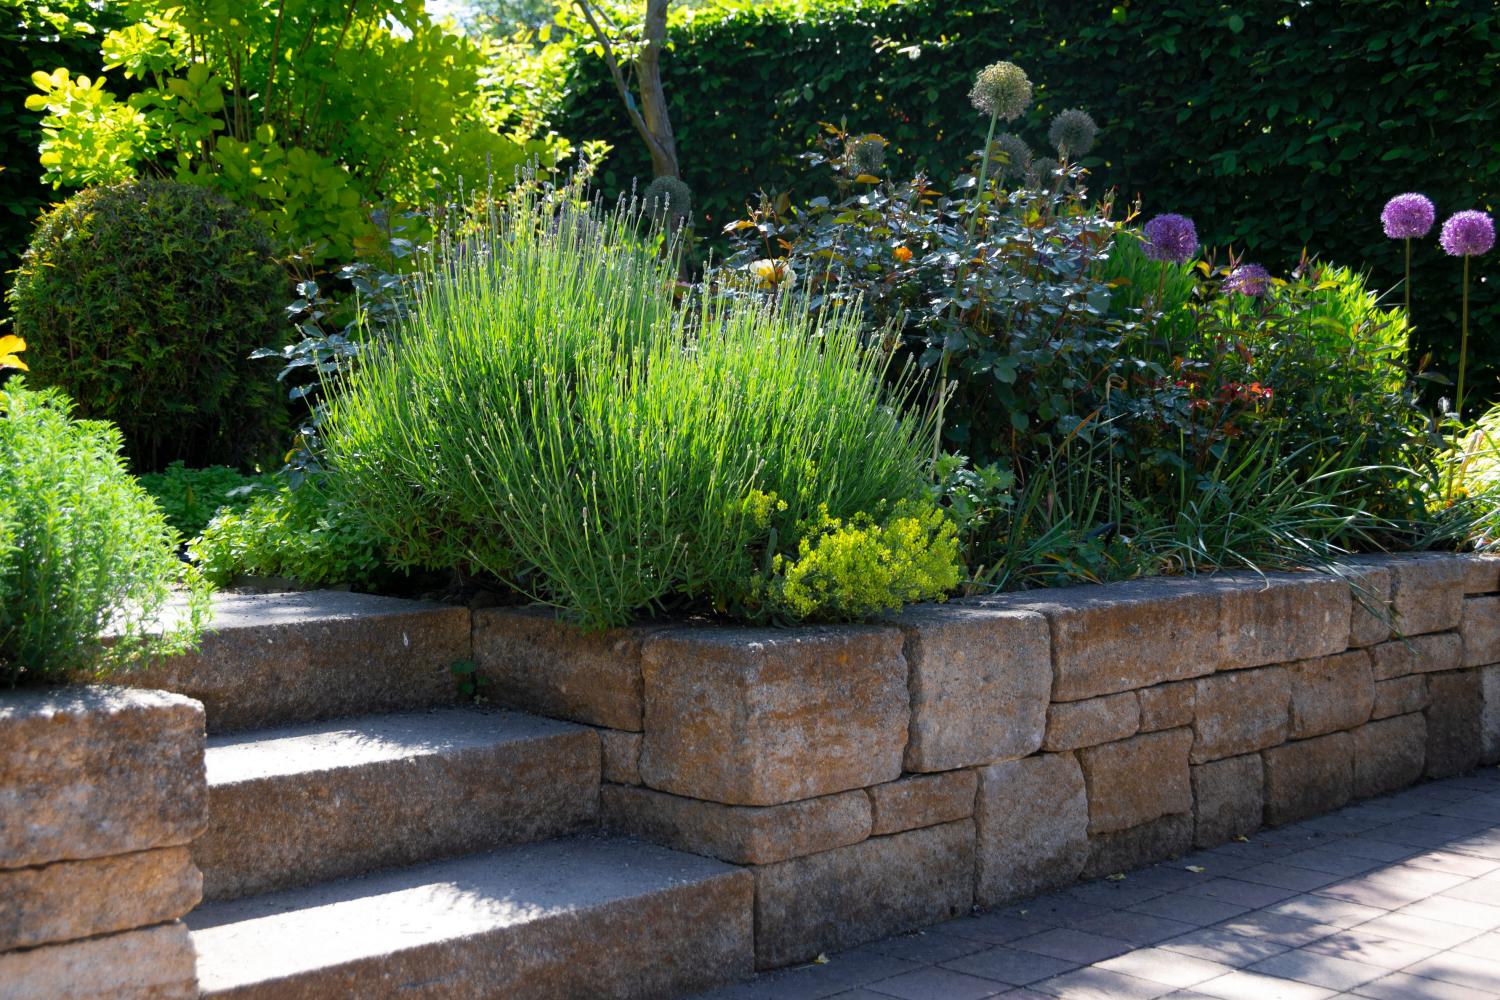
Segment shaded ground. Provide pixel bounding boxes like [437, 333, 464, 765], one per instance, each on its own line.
[695, 769, 1500, 1000]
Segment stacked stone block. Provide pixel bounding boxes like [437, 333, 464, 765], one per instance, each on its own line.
[473, 552, 1500, 970]
[0, 687, 207, 999]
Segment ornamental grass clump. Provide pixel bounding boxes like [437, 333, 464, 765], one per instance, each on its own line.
[321, 192, 950, 626]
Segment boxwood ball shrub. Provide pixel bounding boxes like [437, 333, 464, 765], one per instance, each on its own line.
[322, 192, 955, 626]
[6, 178, 289, 471]
[0, 381, 208, 687]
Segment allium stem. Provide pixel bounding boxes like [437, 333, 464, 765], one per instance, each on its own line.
[1458, 253, 1471, 418]
[1404, 237, 1412, 323]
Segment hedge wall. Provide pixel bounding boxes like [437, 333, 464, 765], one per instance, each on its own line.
[557, 0, 1499, 399]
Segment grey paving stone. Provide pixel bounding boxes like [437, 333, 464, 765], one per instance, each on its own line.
[866, 966, 1008, 999]
[1190, 968, 1337, 999]
[1246, 951, 1388, 991]
[1159, 926, 1293, 967]
[1131, 891, 1253, 925]
[1352, 971, 1500, 999]
[1097, 948, 1237, 988]
[1072, 910, 1200, 946]
[1010, 927, 1132, 964]
[1302, 927, 1441, 969]
[1181, 877, 1301, 908]
[1030, 966, 1173, 999]
[940, 946, 1081, 986]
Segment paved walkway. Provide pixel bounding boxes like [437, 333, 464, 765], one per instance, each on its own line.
[694, 769, 1500, 1000]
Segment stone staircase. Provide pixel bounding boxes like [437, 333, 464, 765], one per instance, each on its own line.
[130, 591, 752, 999]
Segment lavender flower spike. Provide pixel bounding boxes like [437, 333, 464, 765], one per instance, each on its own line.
[1142, 213, 1198, 265]
[1381, 193, 1436, 240]
[1224, 263, 1271, 297]
[1441, 210, 1496, 257]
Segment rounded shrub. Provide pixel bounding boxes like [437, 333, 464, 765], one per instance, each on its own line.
[0, 381, 208, 686]
[6, 178, 289, 471]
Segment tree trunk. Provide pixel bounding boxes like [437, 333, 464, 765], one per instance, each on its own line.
[575, 0, 680, 179]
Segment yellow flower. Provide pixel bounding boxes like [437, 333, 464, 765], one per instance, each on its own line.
[748, 258, 796, 290]
[893, 245, 913, 264]
[0, 334, 27, 372]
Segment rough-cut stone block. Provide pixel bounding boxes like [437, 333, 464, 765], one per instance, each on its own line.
[127, 591, 468, 733]
[1461, 596, 1500, 667]
[979, 577, 1220, 701]
[1458, 553, 1500, 595]
[866, 771, 977, 836]
[195, 710, 599, 902]
[1342, 562, 1394, 649]
[1139, 680, 1196, 732]
[638, 627, 908, 806]
[894, 604, 1050, 771]
[1288, 650, 1375, 739]
[1368, 633, 1462, 681]
[0, 847, 200, 952]
[752, 820, 973, 968]
[1352, 714, 1426, 799]
[1191, 666, 1291, 763]
[1372, 676, 1429, 720]
[1263, 733, 1353, 825]
[0, 922, 197, 1000]
[1485, 665, 1500, 766]
[0, 687, 205, 868]
[1216, 573, 1351, 671]
[599, 728, 641, 785]
[1425, 669, 1483, 778]
[1083, 813, 1193, 879]
[1078, 728, 1193, 834]
[1044, 691, 1140, 752]
[1387, 554, 1466, 636]
[974, 753, 1089, 904]
[1192, 754, 1264, 848]
[601, 784, 870, 865]
[473, 606, 663, 731]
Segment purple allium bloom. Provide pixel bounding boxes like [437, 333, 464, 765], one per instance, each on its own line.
[1224, 263, 1271, 297]
[1381, 193, 1436, 239]
[1440, 210, 1496, 257]
[1142, 213, 1198, 265]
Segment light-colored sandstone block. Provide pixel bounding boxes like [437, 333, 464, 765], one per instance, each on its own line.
[866, 771, 977, 836]
[1263, 733, 1353, 825]
[601, 784, 871, 865]
[1287, 650, 1374, 739]
[1387, 554, 1466, 636]
[1457, 553, 1500, 595]
[1216, 573, 1351, 671]
[0, 847, 200, 952]
[1372, 676, 1429, 720]
[638, 626, 908, 805]
[1078, 728, 1193, 834]
[1084, 813, 1193, 879]
[1461, 596, 1500, 667]
[0, 686, 205, 868]
[1191, 666, 1291, 763]
[979, 577, 1220, 701]
[1342, 562, 1394, 649]
[1368, 633, 1462, 681]
[1139, 680, 1196, 732]
[1352, 714, 1426, 799]
[1425, 669, 1483, 778]
[894, 604, 1050, 771]
[1192, 754, 1264, 847]
[0, 922, 197, 1000]
[752, 820, 974, 968]
[974, 753, 1089, 904]
[1485, 665, 1500, 766]
[1044, 691, 1140, 752]
[600, 729, 642, 785]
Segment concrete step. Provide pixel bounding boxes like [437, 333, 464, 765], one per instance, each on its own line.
[189, 834, 754, 999]
[124, 590, 471, 732]
[196, 708, 600, 901]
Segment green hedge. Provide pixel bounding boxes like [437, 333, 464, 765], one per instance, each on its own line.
[556, 0, 1499, 397]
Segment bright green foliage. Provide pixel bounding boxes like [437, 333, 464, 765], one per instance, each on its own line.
[26, 0, 565, 261]
[0, 381, 209, 687]
[138, 462, 274, 539]
[190, 480, 393, 590]
[7, 179, 288, 471]
[321, 191, 940, 627]
[555, 0, 1497, 390]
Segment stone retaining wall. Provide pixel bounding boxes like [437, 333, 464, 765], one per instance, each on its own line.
[0, 687, 207, 999]
[474, 552, 1500, 969]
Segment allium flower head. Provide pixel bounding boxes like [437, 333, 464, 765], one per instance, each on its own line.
[1048, 108, 1098, 158]
[1440, 210, 1496, 257]
[643, 176, 692, 228]
[1224, 263, 1271, 297]
[845, 135, 886, 178]
[988, 133, 1033, 181]
[1142, 213, 1199, 265]
[1380, 193, 1436, 239]
[969, 61, 1032, 122]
